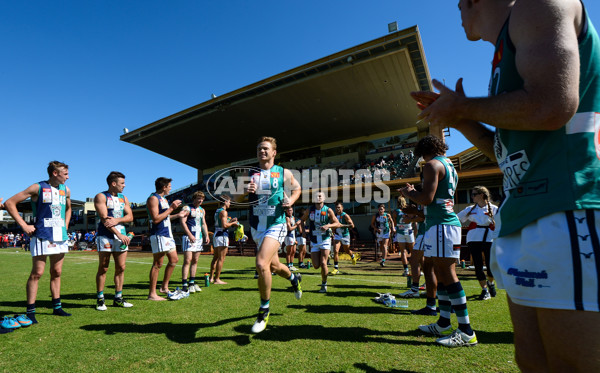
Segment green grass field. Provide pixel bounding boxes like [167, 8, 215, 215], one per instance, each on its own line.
[0, 248, 517, 372]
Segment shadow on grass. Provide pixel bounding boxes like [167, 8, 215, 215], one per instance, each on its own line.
[235, 324, 430, 346]
[80, 315, 255, 346]
[351, 363, 417, 373]
[288, 303, 412, 315]
[0, 297, 95, 310]
[475, 330, 514, 345]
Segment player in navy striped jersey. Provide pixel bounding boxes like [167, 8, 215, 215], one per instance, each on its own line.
[94, 171, 134, 310]
[5, 161, 73, 322]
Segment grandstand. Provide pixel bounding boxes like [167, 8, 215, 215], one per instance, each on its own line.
[118, 25, 503, 248]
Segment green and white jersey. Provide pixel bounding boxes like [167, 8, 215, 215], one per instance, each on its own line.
[249, 165, 286, 231]
[424, 156, 461, 230]
[309, 205, 332, 243]
[374, 213, 391, 234]
[394, 208, 413, 235]
[490, 7, 600, 236]
[335, 212, 350, 237]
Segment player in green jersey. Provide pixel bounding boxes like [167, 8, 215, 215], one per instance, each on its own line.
[411, 0, 600, 368]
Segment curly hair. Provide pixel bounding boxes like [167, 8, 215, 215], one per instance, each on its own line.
[414, 135, 448, 158]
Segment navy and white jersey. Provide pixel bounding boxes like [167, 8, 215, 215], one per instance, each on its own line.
[286, 216, 296, 238]
[97, 191, 127, 238]
[32, 181, 68, 242]
[148, 193, 172, 238]
[185, 204, 205, 241]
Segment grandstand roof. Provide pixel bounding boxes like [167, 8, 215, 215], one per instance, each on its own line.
[121, 26, 432, 170]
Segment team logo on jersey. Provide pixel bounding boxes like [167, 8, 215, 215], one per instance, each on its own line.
[119, 198, 124, 203]
[50, 205, 61, 218]
[59, 190, 66, 196]
[270, 172, 280, 178]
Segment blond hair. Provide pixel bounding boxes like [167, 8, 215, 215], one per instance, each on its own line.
[397, 196, 407, 209]
[257, 136, 277, 150]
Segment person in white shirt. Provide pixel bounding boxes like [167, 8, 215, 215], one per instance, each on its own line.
[457, 186, 498, 300]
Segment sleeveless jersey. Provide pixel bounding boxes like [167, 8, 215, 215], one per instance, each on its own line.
[185, 204, 205, 241]
[394, 208, 413, 235]
[214, 207, 228, 237]
[489, 6, 600, 237]
[375, 213, 390, 234]
[97, 192, 127, 238]
[286, 216, 296, 238]
[309, 205, 331, 243]
[424, 156, 461, 230]
[148, 193, 172, 237]
[32, 181, 68, 242]
[335, 212, 350, 237]
[248, 165, 286, 230]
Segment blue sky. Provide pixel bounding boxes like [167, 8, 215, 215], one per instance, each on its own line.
[2, 1, 598, 204]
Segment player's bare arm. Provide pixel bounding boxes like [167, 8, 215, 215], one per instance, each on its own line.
[343, 214, 355, 229]
[413, 0, 581, 135]
[4, 184, 40, 236]
[322, 209, 341, 231]
[283, 169, 301, 207]
[400, 161, 441, 206]
[180, 211, 196, 243]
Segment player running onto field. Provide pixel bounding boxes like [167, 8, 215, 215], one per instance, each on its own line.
[371, 204, 395, 267]
[301, 191, 341, 293]
[245, 136, 302, 333]
[332, 201, 357, 274]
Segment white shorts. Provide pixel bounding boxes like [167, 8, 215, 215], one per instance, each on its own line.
[333, 234, 351, 246]
[252, 223, 286, 250]
[492, 209, 600, 312]
[96, 236, 127, 253]
[150, 235, 176, 254]
[297, 236, 307, 246]
[182, 236, 203, 252]
[395, 232, 415, 244]
[377, 232, 390, 241]
[310, 238, 332, 253]
[30, 238, 69, 257]
[213, 231, 229, 248]
[284, 236, 296, 247]
[423, 225, 462, 259]
[413, 234, 425, 251]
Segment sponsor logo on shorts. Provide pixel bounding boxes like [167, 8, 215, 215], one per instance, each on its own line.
[507, 267, 549, 288]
